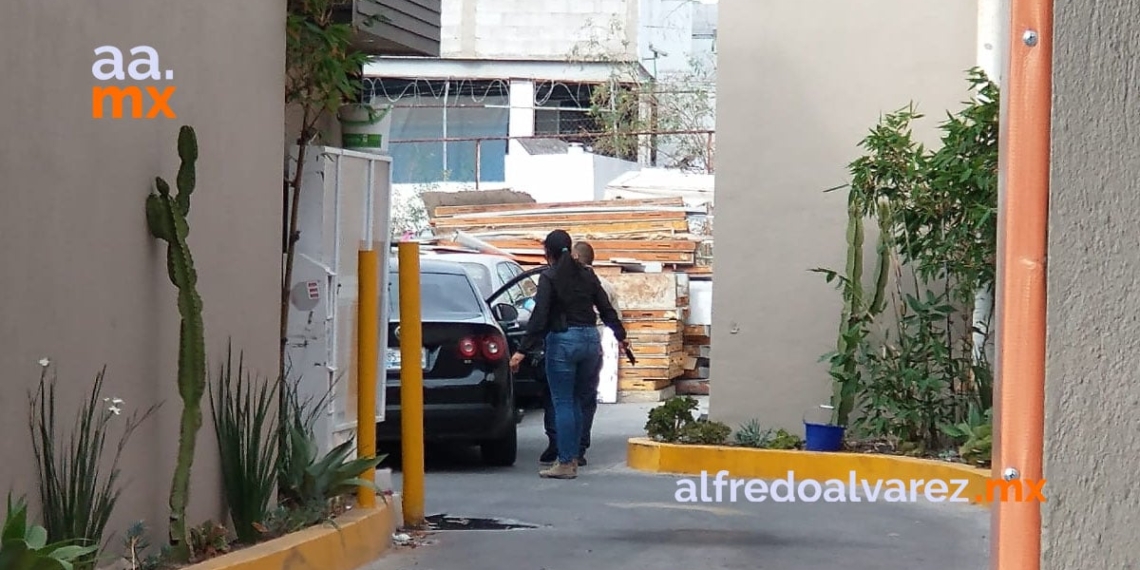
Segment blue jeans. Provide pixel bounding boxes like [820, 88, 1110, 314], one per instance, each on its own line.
[545, 327, 603, 464]
[543, 353, 602, 455]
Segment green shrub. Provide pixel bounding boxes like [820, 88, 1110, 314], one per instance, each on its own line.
[188, 521, 230, 561]
[732, 420, 803, 450]
[28, 362, 158, 569]
[0, 493, 98, 570]
[940, 406, 993, 466]
[208, 342, 279, 545]
[678, 419, 731, 445]
[764, 429, 804, 450]
[120, 521, 170, 570]
[645, 396, 700, 443]
[732, 419, 767, 447]
[645, 396, 730, 445]
[276, 377, 385, 526]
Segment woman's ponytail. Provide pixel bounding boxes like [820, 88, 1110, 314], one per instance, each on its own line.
[542, 230, 583, 299]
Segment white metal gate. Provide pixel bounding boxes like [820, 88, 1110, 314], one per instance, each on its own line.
[285, 145, 394, 454]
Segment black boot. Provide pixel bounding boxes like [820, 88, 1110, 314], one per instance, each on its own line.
[539, 440, 558, 465]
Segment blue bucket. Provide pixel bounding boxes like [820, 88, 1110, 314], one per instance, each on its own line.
[803, 422, 845, 452]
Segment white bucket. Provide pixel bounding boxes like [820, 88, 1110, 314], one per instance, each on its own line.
[338, 101, 393, 153]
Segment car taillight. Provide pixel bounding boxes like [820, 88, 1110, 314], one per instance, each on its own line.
[481, 335, 506, 361]
[458, 337, 479, 358]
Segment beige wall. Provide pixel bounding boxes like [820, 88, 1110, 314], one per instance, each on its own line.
[1042, 0, 1140, 566]
[709, 0, 977, 433]
[0, 0, 284, 543]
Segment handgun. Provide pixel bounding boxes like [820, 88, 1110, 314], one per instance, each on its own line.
[624, 345, 637, 366]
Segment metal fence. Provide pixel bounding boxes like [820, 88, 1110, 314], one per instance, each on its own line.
[387, 129, 715, 190]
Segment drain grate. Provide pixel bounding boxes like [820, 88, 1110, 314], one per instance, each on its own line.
[424, 513, 541, 531]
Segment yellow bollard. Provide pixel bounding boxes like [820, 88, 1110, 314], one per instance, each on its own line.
[356, 246, 379, 509]
[398, 241, 426, 527]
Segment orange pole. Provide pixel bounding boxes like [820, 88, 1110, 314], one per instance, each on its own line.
[993, 0, 1051, 567]
[356, 247, 379, 508]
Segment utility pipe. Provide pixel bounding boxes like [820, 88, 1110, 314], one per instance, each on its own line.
[993, 0, 1050, 567]
[451, 230, 516, 259]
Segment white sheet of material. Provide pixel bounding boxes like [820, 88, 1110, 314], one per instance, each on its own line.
[598, 327, 620, 404]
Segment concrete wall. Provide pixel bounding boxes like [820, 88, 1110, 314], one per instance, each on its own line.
[709, 0, 977, 433]
[438, 0, 700, 66]
[1042, 0, 1140, 566]
[441, 0, 640, 60]
[0, 0, 283, 541]
[504, 148, 640, 202]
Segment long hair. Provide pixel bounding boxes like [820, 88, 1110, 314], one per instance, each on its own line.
[543, 229, 587, 300]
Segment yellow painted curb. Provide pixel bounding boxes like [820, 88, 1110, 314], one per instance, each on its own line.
[627, 437, 996, 506]
[184, 499, 399, 570]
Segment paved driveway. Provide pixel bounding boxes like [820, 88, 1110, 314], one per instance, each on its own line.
[367, 401, 990, 570]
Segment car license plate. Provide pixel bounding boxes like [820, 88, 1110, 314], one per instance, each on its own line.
[386, 347, 427, 371]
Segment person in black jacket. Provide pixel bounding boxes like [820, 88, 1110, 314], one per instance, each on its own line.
[509, 229, 628, 479]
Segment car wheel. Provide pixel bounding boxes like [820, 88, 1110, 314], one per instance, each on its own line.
[480, 422, 518, 467]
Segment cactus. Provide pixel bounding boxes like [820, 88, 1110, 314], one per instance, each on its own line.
[145, 125, 205, 561]
[829, 199, 890, 426]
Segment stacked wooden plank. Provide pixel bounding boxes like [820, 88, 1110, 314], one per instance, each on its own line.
[609, 274, 689, 401]
[677, 324, 712, 395]
[427, 195, 713, 400]
[428, 197, 708, 271]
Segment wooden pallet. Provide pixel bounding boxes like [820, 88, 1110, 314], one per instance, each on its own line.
[618, 384, 676, 403]
[622, 309, 686, 321]
[618, 360, 686, 380]
[684, 344, 711, 358]
[619, 378, 674, 391]
[625, 319, 685, 333]
[681, 366, 710, 380]
[626, 331, 681, 344]
[625, 352, 686, 370]
[628, 342, 684, 357]
[431, 197, 685, 218]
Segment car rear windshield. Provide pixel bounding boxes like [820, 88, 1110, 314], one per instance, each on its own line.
[387, 271, 484, 321]
[457, 262, 494, 298]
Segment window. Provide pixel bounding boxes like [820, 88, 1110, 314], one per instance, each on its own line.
[367, 78, 509, 184]
[494, 262, 538, 306]
[533, 82, 601, 148]
[387, 272, 484, 321]
[513, 264, 539, 298]
[457, 262, 494, 299]
[496, 262, 523, 304]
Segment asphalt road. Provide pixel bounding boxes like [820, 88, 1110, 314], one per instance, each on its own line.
[367, 400, 990, 570]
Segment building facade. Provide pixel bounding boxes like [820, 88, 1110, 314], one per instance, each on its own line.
[714, 0, 1140, 567]
[364, 0, 718, 199]
[709, 0, 979, 434]
[0, 0, 438, 546]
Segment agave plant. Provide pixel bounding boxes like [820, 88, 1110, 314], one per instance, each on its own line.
[274, 376, 385, 525]
[0, 493, 98, 570]
[278, 428, 384, 513]
[208, 342, 279, 545]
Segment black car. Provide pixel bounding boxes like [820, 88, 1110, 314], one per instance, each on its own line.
[486, 264, 550, 405]
[376, 258, 522, 466]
